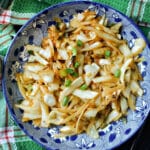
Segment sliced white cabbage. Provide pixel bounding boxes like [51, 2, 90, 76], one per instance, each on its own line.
[87, 124, 99, 139]
[25, 44, 43, 52]
[81, 42, 102, 51]
[23, 63, 45, 73]
[44, 93, 56, 107]
[84, 108, 98, 118]
[23, 70, 40, 81]
[111, 102, 117, 110]
[17, 92, 42, 120]
[131, 38, 146, 56]
[106, 110, 121, 124]
[120, 97, 128, 114]
[30, 83, 39, 96]
[48, 83, 59, 92]
[40, 101, 50, 127]
[60, 126, 74, 133]
[92, 75, 113, 83]
[39, 70, 54, 83]
[119, 44, 131, 57]
[89, 31, 96, 40]
[47, 38, 54, 57]
[99, 15, 106, 25]
[128, 94, 136, 110]
[49, 110, 65, 125]
[73, 89, 98, 100]
[34, 52, 48, 65]
[21, 100, 30, 106]
[39, 47, 51, 59]
[130, 80, 143, 96]
[110, 22, 122, 33]
[77, 13, 85, 21]
[77, 54, 84, 75]
[59, 77, 84, 102]
[122, 86, 131, 99]
[23, 113, 41, 120]
[15, 104, 40, 113]
[84, 63, 100, 85]
[39, 38, 54, 59]
[124, 69, 131, 82]
[28, 55, 36, 62]
[99, 59, 111, 65]
[58, 49, 69, 60]
[76, 32, 89, 42]
[95, 96, 102, 106]
[120, 58, 132, 83]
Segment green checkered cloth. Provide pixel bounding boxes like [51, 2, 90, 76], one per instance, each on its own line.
[0, 0, 150, 150]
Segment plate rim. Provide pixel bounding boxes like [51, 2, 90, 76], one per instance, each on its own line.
[2, 1, 150, 149]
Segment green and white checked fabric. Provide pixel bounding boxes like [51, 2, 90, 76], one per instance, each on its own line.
[0, 92, 44, 150]
[127, 0, 145, 21]
[0, 0, 150, 150]
[126, 0, 150, 23]
[0, 25, 15, 56]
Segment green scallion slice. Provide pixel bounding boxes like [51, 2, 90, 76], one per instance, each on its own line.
[77, 40, 83, 47]
[105, 50, 111, 58]
[66, 68, 74, 74]
[74, 61, 80, 68]
[72, 47, 77, 56]
[80, 84, 88, 90]
[62, 96, 69, 106]
[72, 72, 79, 77]
[64, 79, 72, 87]
[114, 69, 121, 78]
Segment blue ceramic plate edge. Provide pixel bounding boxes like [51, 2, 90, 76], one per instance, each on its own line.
[2, 1, 150, 150]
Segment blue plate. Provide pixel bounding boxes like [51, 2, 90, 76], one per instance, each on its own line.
[2, 1, 150, 150]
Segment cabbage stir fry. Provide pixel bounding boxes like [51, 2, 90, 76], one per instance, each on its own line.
[15, 10, 146, 138]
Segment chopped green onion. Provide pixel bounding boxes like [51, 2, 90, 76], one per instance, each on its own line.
[60, 69, 67, 78]
[64, 79, 72, 87]
[105, 50, 111, 58]
[74, 61, 80, 68]
[28, 50, 34, 55]
[66, 68, 74, 74]
[72, 47, 77, 56]
[80, 84, 88, 90]
[72, 72, 79, 77]
[114, 69, 121, 78]
[65, 68, 78, 77]
[62, 96, 69, 106]
[77, 40, 83, 47]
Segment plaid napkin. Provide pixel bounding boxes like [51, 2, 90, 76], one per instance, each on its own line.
[0, 0, 150, 150]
